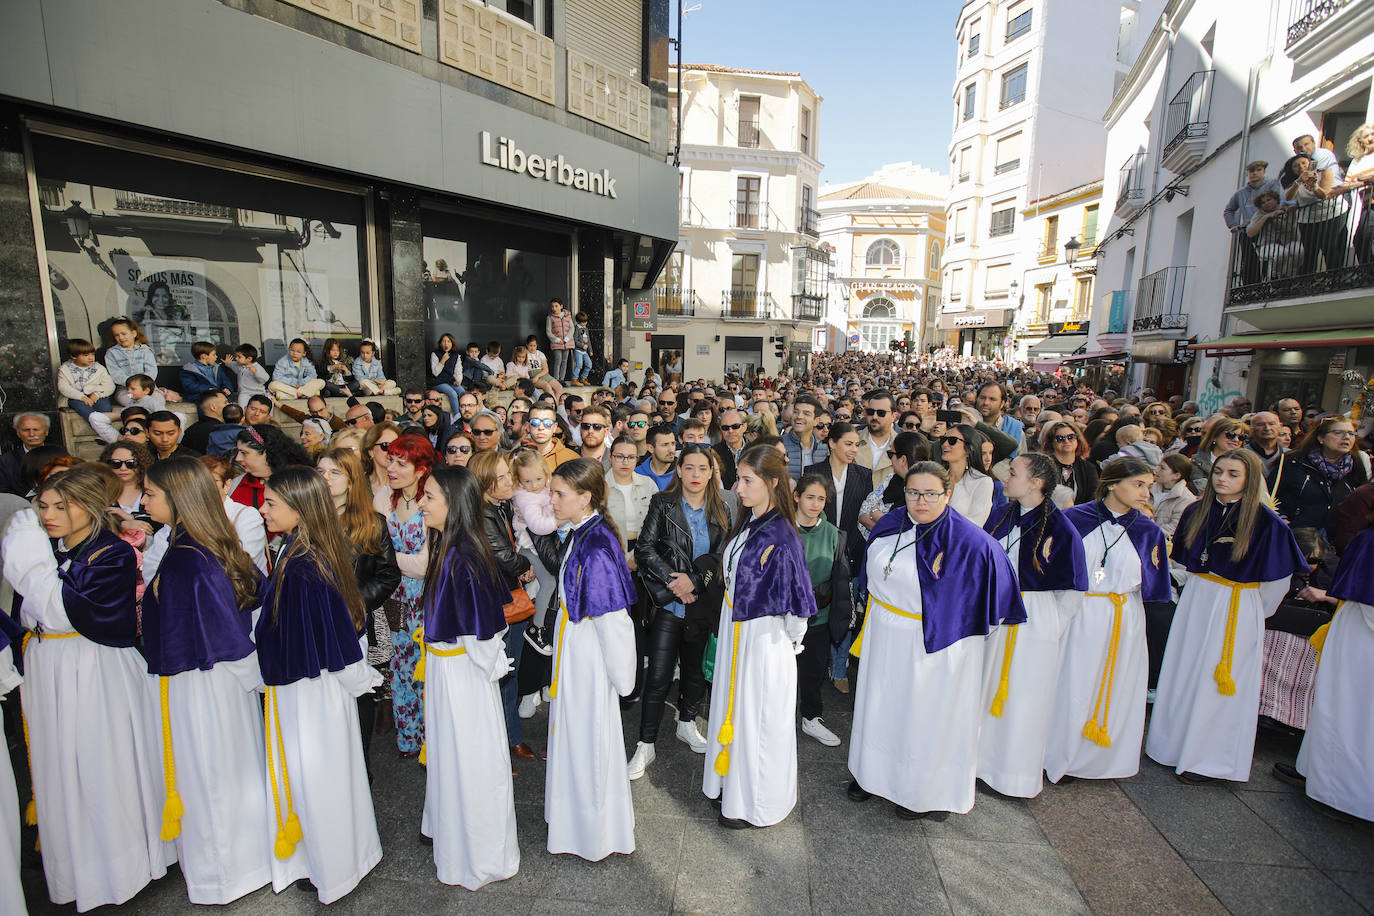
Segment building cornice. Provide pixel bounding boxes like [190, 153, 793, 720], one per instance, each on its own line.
[1020, 181, 1105, 216]
[679, 144, 823, 172]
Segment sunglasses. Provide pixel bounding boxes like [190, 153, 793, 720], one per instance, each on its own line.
[720, 422, 744, 431]
[472, 427, 500, 436]
[885, 450, 897, 459]
[902, 422, 920, 431]
[344, 416, 367, 426]
[941, 435, 965, 447]
[1223, 431, 1249, 442]
[529, 418, 556, 429]
[580, 422, 607, 431]
[121, 426, 145, 436]
[658, 399, 675, 406]
[1053, 433, 1078, 443]
[865, 408, 889, 417]
[834, 414, 851, 421]
[445, 444, 473, 455]
[816, 421, 831, 429]
[628, 420, 648, 428]
[106, 458, 139, 469]
[404, 398, 423, 404]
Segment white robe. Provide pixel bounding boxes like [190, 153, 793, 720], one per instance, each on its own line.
[165, 657, 272, 904]
[421, 632, 520, 888]
[545, 534, 637, 860]
[1146, 573, 1288, 781]
[702, 528, 808, 826]
[264, 644, 382, 904]
[847, 530, 985, 815]
[1045, 515, 1149, 782]
[3, 514, 175, 912]
[0, 636, 25, 916]
[977, 528, 1082, 798]
[1296, 600, 1374, 820]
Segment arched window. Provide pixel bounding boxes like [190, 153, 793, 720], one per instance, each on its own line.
[928, 241, 942, 271]
[865, 239, 901, 267]
[863, 297, 897, 319]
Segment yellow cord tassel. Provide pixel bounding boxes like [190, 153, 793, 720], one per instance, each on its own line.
[989, 624, 1019, 718]
[414, 626, 428, 764]
[713, 618, 742, 777]
[1082, 592, 1125, 748]
[1197, 573, 1257, 697]
[548, 604, 571, 700]
[1310, 602, 1341, 665]
[264, 687, 302, 859]
[18, 630, 77, 847]
[158, 676, 183, 841]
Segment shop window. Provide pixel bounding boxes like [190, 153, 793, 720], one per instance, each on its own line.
[422, 209, 571, 358]
[32, 133, 369, 383]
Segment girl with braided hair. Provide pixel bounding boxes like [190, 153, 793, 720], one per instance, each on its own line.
[978, 453, 1088, 798]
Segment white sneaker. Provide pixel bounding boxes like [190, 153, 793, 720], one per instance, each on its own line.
[676, 719, 708, 754]
[801, 717, 841, 747]
[518, 693, 540, 719]
[541, 685, 553, 702]
[627, 741, 656, 779]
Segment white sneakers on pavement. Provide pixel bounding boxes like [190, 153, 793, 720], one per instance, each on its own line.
[801, 717, 841, 747]
[518, 692, 540, 719]
[627, 741, 656, 780]
[676, 719, 708, 753]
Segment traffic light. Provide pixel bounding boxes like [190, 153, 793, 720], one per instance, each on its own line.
[774, 340, 786, 359]
[889, 339, 899, 351]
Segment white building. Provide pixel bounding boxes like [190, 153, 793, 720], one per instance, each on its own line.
[1090, 0, 1374, 411]
[1019, 180, 1104, 371]
[941, 0, 1163, 360]
[642, 64, 825, 383]
[817, 176, 946, 356]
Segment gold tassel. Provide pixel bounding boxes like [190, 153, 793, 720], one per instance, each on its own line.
[1082, 592, 1125, 749]
[265, 688, 301, 860]
[713, 619, 743, 777]
[412, 627, 426, 683]
[989, 625, 1018, 718]
[159, 676, 183, 841]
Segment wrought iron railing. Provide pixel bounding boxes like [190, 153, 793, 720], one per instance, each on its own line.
[114, 192, 234, 219]
[721, 289, 774, 320]
[1288, 0, 1352, 47]
[1226, 187, 1374, 306]
[1133, 266, 1190, 332]
[792, 294, 824, 322]
[1117, 153, 1146, 208]
[738, 118, 761, 149]
[730, 198, 767, 230]
[656, 286, 696, 318]
[1162, 70, 1214, 162]
[799, 206, 819, 237]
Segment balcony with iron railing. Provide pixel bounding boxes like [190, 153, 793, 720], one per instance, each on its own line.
[1161, 70, 1214, 173]
[799, 206, 819, 238]
[729, 199, 775, 231]
[792, 294, 824, 322]
[1115, 153, 1146, 218]
[655, 286, 697, 319]
[721, 289, 774, 320]
[1286, 0, 1371, 65]
[1225, 187, 1374, 316]
[738, 118, 761, 149]
[1132, 266, 1190, 335]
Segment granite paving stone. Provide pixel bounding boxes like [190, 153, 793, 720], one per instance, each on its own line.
[928, 837, 1091, 915]
[1188, 861, 1368, 916]
[1119, 782, 1310, 866]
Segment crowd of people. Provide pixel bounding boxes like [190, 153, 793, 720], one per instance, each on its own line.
[1, 326, 1373, 911]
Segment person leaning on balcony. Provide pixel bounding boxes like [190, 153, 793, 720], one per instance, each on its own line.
[1344, 123, 1374, 265]
[1225, 160, 1284, 284]
[1283, 152, 1355, 276]
[1246, 190, 1302, 279]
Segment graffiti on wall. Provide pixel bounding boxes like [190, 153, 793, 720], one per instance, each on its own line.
[1197, 376, 1243, 417]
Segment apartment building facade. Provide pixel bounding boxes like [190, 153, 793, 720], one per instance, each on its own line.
[646, 64, 824, 382]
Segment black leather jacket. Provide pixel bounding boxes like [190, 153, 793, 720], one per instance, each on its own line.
[635, 490, 727, 610]
[482, 499, 530, 589]
[351, 512, 402, 613]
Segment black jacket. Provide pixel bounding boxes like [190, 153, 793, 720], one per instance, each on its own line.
[482, 499, 531, 590]
[635, 490, 728, 611]
[712, 440, 743, 490]
[809, 527, 855, 644]
[1271, 452, 1371, 535]
[803, 459, 872, 571]
[351, 512, 402, 612]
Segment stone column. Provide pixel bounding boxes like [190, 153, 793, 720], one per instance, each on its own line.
[385, 189, 426, 394]
[578, 228, 613, 379]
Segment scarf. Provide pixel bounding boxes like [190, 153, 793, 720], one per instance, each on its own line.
[1308, 451, 1353, 482]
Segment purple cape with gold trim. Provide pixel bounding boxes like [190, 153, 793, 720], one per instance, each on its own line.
[561, 515, 637, 623]
[255, 546, 363, 686]
[1170, 499, 1307, 583]
[142, 529, 258, 676]
[423, 542, 509, 642]
[726, 510, 817, 623]
[1328, 526, 1374, 606]
[858, 506, 1025, 653]
[984, 502, 1089, 593]
[51, 529, 139, 648]
[1063, 501, 1172, 603]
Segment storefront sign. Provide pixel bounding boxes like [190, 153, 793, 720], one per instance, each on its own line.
[1048, 321, 1089, 336]
[1329, 351, 1348, 375]
[953, 314, 986, 327]
[481, 132, 618, 198]
[938, 308, 1011, 331]
[629, 299, 655, 331]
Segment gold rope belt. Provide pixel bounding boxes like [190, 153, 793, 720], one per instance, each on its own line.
[849, 594, 922, 658]
[412, 625, 467, 764]
[1194, 572, 1258, 696]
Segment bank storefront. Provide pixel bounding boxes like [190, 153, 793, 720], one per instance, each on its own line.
[0, 0, 677, 419]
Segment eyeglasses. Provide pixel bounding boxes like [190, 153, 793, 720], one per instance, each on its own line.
[1053, 433, 1078, 443]
[1326, 429, 1357, 438]
[445, 444, 473, 455]
[106, 458, 138, 469]
[628, 420, 648, 428]
[529, 418, 556, 429]
[611, 453, 638, 462]
[580, 422, 606, 431]
[904, 489, 945, 503]
[865, 408, 889, 417]
[941, 436, 964, 447]
[471, 427, 499, 436]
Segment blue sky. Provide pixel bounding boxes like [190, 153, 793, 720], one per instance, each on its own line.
[680, 0, 965, 184]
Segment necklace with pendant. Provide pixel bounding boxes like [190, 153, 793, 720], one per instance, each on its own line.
[1199, 501, 1238, 566]
[883, 519, 935, 580]
[1092, 505, 1134, 586]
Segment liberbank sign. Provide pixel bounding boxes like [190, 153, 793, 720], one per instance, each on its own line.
[480, 132, 618, 198]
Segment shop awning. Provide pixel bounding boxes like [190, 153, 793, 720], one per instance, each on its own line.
[1190, 329, 1374, 352]
[1062, 350, 1127, 364]
[1027, 333, 1089, 357]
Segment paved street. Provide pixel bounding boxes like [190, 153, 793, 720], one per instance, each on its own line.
[18, 687, 1374, 915]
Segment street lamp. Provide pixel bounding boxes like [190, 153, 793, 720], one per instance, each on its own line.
[1064, 235, 1081, 266]
[63, 201, 94, 245]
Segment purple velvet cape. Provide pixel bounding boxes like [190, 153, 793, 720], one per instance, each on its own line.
[984, 502, 1089, 593]
[423, 542, 509, 642]
[254, 544, 363, 686]
[561, 515, 637, 623]
[1328, 526, 1374, 606]
[725, 510, 818, 623]
[142, 529, 258, 676]
[50, 529, 139, 648]
[1063, 501, 1173, 603]
[857, 506, 1025, 653]
[1170, 499, 1308, 584]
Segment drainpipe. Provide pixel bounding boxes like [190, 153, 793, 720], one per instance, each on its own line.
[1132, 10, 1176, 396]
[1235, 0, 1281, 188]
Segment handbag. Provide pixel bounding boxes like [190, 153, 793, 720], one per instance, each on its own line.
[504, 586, 537, 624]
